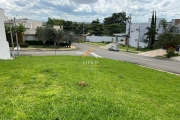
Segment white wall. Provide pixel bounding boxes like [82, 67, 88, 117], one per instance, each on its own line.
[126, 18, 165, 48]
[86, 36, 125, 42]
[0, 8, 11, 59]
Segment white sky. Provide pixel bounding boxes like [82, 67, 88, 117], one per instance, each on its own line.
[0, 0, 180, 23]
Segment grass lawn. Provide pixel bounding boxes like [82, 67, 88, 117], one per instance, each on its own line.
[0, 56, 180, 119]
[85, 42, 107, 46]
[28, 45, 64, 49]
[119, 45, 137, 51]
[119, 45, 160, 53]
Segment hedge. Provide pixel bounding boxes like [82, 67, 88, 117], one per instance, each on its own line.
[9, 43, 28, 48]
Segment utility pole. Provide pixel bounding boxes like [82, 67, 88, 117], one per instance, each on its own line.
[14, 17, 19, 56]
[10, 23, 15, 58]
[137, 26, 140, 50]
[126, 14, 131, 52]
[83, 22, 84, 42]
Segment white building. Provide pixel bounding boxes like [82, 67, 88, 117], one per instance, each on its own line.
[170, 19, 180, 34]
[16, 18, 43, 41]
[0, 8, 11, 59]
[126, 18, 165, 48]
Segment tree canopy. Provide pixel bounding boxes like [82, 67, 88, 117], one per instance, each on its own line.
[155, 33, 180, 47]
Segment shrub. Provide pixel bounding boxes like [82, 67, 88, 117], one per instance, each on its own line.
[9, 43, 17, 47]
[20, 43, 28, 48]
[166, 47, 175, 58]
[106, 41, 111, 44]
[102, 41, 104, 43]
[25, 40, 42, 45]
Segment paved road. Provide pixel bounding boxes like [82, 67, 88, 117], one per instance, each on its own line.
[17, 43, 180, 75]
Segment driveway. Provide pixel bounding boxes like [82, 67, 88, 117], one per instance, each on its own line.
[138, 49, 180, 61]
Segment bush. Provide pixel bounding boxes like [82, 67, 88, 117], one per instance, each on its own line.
[106, 41, 111, 44]
[102, 41, 104, 43]
[9, 43, 17, 47]
[166, 47, 175, 58]
[20, 43, 28, 48]
[25, 40, 42, 45]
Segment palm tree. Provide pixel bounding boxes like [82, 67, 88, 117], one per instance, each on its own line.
[16, 23, 28, 43]
[158, 19, 169, 33]
[145, 26, 158, 49]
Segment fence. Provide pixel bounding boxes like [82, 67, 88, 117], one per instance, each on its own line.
[86, 36, 115, 42]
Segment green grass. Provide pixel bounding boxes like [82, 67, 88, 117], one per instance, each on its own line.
[28, 45, 64, 49]
[85, 42, 107, 46]
[119, 45, 138, 51]
[0, 56, 180, 119]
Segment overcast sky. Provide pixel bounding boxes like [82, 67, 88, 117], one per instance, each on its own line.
[0, 0, 180, 23]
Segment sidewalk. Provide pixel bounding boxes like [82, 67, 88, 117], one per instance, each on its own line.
[137, 49, 180, 61]
[13, 46, 77, 51]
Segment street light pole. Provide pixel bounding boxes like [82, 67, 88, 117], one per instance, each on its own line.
[10, 23, 15, 58]
[83, 22, 84, 42]
[126, 14, 131, 52]
[137, 26, 140, 50]
[14, 17, 19, 56]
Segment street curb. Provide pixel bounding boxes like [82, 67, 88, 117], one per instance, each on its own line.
[138, 65, 180, 76]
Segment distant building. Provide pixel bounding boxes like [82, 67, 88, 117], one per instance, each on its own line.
[170, 19, 180, 34]
[125, 18, 165, 48]
[4, 18, 63, 42]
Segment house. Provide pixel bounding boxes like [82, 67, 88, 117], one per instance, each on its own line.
[16, 18, 43, 42]
[5, 18, 63, 43]
[125, 18, 165, 48]
[170, 19, 180, 34]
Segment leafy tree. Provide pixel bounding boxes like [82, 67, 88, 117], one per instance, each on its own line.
[54, 29, 65, 46]
[144, 26, 158, 49]
[103, 12, 128, 35]
[17, 23, 27, 35]
[158, 19, 169, 33]
[5, 24, 11, 42]
[104, 12, 128, 25]
[64, 31, 75, 47]
[155, 33, 180, 48]
[35, 25, 56, 47]
[89, 19, 103, 36]
[103, 24, 124, 36]
[46, 18, 64, 26]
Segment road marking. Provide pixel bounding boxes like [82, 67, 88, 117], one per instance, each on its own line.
[91, 52, 103, 58]
[76, 52, 103, 58]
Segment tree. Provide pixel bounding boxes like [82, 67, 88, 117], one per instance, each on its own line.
[35, 25, 56, 47]
[89, 19, 104, 36]
[5, 24, 11, 42]
[104, 12, 128, 25]
[15, 23, 28, 43]
[64, 31, 75, 47]
[103, 24, 123, 36]
[150, 10, 156, 46]
[155, 33, 180, 48]
[144, 26, 158, 49]
[54, 29, 65, 46]
[103, 12, 128, 35]
[158, 19, 168, 32]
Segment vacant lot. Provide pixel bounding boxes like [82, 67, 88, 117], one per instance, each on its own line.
[0, 56, 180, 119]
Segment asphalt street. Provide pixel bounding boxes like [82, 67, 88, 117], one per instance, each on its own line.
[16, 43, 180, 75]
